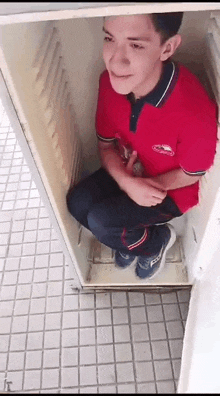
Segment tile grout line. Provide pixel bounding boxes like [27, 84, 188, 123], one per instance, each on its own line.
[3, 255, 22, 392]
[144, 293, 159, 393]
[160, 292, 177, 393]
[94, 290, 99, 393]
[77, 289, 80, 392]
[126, 291, 138, 393]
[58, 248, 66, 393]
[22, 252, 35, 392]
[109, 291, 118, 393]
[36, 191, 50, 394]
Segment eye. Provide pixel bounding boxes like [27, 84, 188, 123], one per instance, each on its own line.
[104, 36, 113, 42]
[130, 43, 144, 50]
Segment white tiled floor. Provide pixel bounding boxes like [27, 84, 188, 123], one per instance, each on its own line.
[0, 99, 191, 393]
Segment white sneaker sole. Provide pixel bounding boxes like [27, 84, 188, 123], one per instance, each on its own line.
[138, 224, 176, 281]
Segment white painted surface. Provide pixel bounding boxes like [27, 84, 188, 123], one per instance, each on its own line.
[0, 2, 220, 25]
[178, 239, 220, 393]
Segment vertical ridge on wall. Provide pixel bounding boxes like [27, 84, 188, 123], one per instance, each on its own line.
[31, 21, 82, 191]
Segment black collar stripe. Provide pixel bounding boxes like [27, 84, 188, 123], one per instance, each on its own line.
[156, 62, 175, 107]
[127, 61, 179, 132]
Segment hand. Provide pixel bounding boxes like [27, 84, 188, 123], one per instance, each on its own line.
[125, 150, 138, 176]
[124, 175, 167, 207]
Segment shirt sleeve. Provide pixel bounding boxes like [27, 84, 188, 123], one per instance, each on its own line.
[176, 112, 218, 176]
[95, 71, 116, 143]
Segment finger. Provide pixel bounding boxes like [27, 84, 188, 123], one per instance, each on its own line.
[150, 188, 167, 200]
[126, 151, 138, 171]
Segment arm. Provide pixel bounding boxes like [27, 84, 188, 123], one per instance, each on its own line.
[98, 141, 167, 207]
[151, 168, 203, 190]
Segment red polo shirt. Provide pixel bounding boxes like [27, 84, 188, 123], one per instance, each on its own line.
[96, 61, 218, 213]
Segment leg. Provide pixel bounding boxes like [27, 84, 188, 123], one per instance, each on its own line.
[66, 167, 122, 229]
[87, 193, 182, 256]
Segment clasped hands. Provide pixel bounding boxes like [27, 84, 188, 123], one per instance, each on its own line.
[124, 150, 167, 207]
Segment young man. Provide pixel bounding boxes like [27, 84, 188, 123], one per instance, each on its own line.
[67, 13, 218, 279]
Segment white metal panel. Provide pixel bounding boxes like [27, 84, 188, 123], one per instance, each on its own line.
[1, 3, 220, 25]
[0, 20, 90, 287]
[31, 21, 82, 189]
[178, 241, 220, 393]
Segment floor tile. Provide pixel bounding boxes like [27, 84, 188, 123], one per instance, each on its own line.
[113, 324, 131, 343]
[151, 340, 170, 360]
[147, 304, 164, 322]
[95, 292, 111, 308]
[7, 351, 25, 371]
[169, 339, 183, 359]
[137, 382, 156, 393]
[25, 350, 42, 369]
[98, 364, 116, 385]
[156, 380, 175, 394]
[149, 321, 167, 340]
[43, 349, 60, 368]
[80, 345, 96, 365]
[163, 304, 181, 321]
[97, 344, 114, 364]
[117, 383, 136, 393]
[62, 311, 78, 329]
[133, 341, 152, 361]
[42, 368, 59, 389]
[96, 326, 113, 345]
[27, 331, 44, 350]
[62, 347, 78, 367]
[131, 323, 149, 342]
[115, 343, 132, 362]
[116, 362, 134, 383]
[96, 308, 112, 326]
[166, 320, 184, 339]
[112, 307, 128, 325]
[61, 367, 79, 388]
[79, 327, 96, 346]
[98, 385, 117, 393]
[10, 333, 27, 351]
[79, 310, 95, 327]
[154, 360, 173, 381]
[62, 329, 78, 348]
[111, 291, 127, 307]
[135, 361, 154, 382]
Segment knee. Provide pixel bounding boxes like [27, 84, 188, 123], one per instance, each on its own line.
[66, 187, 78, 217]
[87, 209, 109, 243]
[66, 184, 89, 224]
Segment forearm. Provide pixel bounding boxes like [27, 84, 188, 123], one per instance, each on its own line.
[98, 144, 131, 190]
[151, 168, 202, 190]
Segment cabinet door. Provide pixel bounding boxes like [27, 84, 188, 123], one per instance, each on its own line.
[0, 22, 87, 288]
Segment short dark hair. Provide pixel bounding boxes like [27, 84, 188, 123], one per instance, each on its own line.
[150, 12, 184, 44]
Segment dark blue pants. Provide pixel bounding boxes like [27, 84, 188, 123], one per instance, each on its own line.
[66, 168, 183, 256]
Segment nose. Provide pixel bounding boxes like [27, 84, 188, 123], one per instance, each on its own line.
[110, 44, 130, 66]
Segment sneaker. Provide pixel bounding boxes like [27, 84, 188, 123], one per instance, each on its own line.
[115, 250, 137, 269]
[135, 224, 176, 279]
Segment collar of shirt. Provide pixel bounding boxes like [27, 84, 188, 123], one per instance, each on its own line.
[126, 60, 179, 108]
[126, 61, 179, 132]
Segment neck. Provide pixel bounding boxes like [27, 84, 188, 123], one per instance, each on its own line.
[133, 61, 164, 100]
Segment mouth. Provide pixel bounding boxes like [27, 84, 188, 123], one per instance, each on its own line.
[110, 71, 132, 79]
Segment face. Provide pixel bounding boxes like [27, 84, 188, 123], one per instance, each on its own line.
[102, 14, 170, 98]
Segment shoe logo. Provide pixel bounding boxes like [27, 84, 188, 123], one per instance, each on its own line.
[152, 144, 174, 156]
[150, 245, 164, 267]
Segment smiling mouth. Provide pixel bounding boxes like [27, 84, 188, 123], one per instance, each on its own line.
[111, 71, 132, 79]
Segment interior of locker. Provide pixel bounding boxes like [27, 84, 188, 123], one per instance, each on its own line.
[0, 8, 219, 289]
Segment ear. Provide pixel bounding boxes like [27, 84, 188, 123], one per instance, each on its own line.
[160, 34, 182, 62]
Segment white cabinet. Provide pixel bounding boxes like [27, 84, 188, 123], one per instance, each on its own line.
[0, 3, 220, 291]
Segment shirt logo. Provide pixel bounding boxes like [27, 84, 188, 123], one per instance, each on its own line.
[152, 144, 174, 156]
